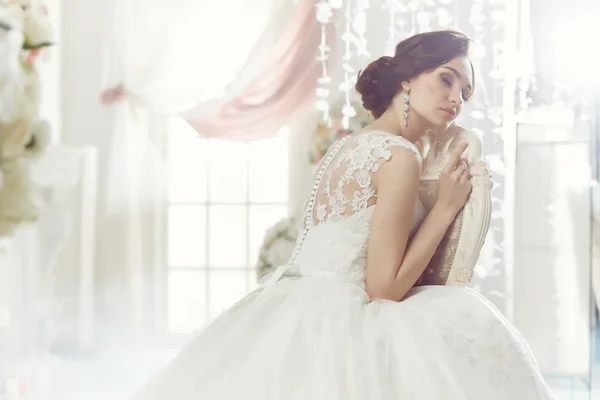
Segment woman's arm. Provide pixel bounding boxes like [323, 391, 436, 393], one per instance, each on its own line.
[365, 142, 470, 301]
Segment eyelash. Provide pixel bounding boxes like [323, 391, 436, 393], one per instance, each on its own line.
[441, 76, 470, 102]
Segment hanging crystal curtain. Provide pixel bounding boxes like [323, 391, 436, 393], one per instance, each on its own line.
[315, 1, 336, 122]
[319, 0, 516, 314]
[314, 0, 370, 128]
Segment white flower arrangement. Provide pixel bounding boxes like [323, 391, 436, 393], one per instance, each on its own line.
[0, 0, 53, 237]
[255, 215, 300, 282]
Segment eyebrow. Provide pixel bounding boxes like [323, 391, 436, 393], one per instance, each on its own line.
[442, 66, 473, 91]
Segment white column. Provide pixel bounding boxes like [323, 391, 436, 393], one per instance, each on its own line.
[512, 108, 593, 377]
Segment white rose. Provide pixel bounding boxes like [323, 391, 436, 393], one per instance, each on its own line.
[24, 118, 51, 158]
[23, 5, 53, 47]
[0, 158, 41, 237]
[262, 225, 279, 246]
[0, 115, 33, 159]
[22, 69, 41, 111]
[285, 219, 298, 239]
[0, 3, 24, 30]
[0, 8, 24, 119]
[266, 238, 295, 268]
[0, 82, 20, 123]
[273, 217, 290, 233]
[0, 29, 22, 70]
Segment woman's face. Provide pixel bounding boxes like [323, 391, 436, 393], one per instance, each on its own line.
[403, 56, 474, 129]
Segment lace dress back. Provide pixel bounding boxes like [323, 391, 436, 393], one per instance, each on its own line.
[310, 131, 421, 226]
[277, 131, 425, 288]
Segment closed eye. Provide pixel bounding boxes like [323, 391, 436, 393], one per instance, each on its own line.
[441, 75, 469, 102]
[441, 75, 452, 87]
[441, 66, 473, 102]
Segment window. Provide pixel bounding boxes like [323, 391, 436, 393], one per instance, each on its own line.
[165, 118, 289, 335]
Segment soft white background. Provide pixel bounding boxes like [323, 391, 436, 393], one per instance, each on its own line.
[11, 0, 599, 399]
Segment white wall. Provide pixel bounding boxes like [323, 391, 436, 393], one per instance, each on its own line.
[58, 0, 125, 331]
[512, 111, 593, 377]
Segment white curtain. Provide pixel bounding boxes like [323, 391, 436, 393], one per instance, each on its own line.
[102, 0, 292, 209]
[103, 0, 289, 115]
[100, 0, 296, 338]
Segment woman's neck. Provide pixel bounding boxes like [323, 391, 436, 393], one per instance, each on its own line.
[365, 109, 433, 144]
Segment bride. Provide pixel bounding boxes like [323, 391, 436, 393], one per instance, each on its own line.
[132, 30, 553, 399]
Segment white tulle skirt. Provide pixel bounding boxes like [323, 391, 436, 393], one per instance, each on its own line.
[131, 277, 553, 399]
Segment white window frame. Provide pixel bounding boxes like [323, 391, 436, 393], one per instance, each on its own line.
[161, 118, 289, 342]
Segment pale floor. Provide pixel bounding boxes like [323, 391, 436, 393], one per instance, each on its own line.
[8, 326, 600, 400]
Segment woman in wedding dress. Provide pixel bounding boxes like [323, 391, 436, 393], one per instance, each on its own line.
[132, 30, 553, 399]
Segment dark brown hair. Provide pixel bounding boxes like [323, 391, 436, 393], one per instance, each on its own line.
[355, 30, 473, 119]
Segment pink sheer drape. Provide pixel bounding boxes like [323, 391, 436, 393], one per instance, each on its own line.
[183, 0, 336, 141]
[100, 0, 338, 142]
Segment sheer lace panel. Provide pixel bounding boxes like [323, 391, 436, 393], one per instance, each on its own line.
[310, 131, 420, 226]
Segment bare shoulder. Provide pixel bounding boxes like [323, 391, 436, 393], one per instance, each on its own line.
[374, 144, 421, 188]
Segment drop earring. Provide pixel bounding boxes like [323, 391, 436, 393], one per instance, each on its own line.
[402, 88, 410, 127]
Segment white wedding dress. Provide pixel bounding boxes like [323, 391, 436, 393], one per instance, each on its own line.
[132, 130, 553, 399]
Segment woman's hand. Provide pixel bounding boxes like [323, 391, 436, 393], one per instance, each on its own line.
[434, 141, 472, 216]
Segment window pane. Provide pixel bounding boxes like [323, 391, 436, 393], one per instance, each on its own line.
[248, 135, 289, 202]
[248, 205, 289, 268]
[208, 271, 248, 320]
[208, 205, 247, 267]
[207, 139, 248, 202]
[168, 270, 206, 334]
[168, 122, 207, 203]
[168, 205, 206, 267]
[166, 120, 291, 338]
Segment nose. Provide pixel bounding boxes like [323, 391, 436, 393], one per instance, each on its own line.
[449, 88, 464, 106]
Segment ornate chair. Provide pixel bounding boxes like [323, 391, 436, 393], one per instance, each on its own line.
[416, 125, 493, 286]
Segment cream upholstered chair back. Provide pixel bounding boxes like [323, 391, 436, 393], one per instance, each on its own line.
[417, 125, 493, 286]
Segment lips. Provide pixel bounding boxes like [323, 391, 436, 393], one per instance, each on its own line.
[440, 108, 455, 119]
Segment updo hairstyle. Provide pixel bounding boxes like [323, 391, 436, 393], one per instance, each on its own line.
[355, 30, 472, 119]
